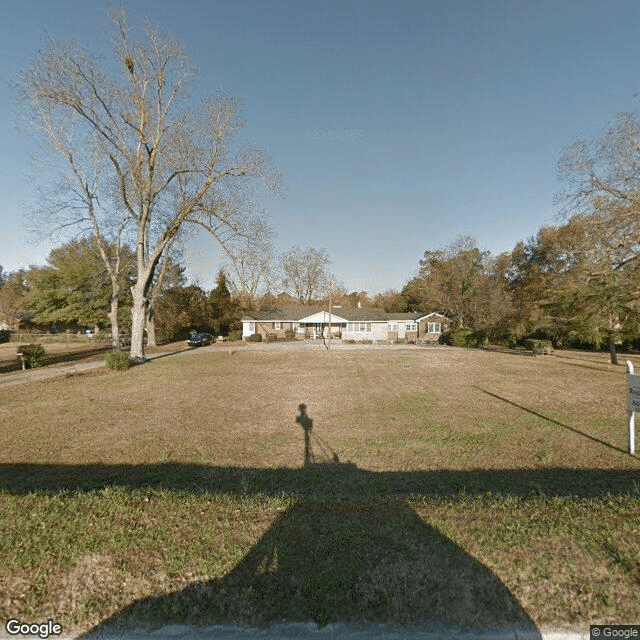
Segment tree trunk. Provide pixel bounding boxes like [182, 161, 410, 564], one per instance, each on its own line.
[130, 283, 148, 362]
[108, 280, 120, 349]
[130, 260, 160, 361]
[608, 335, 619, 366]
[146, 304, 157, 347]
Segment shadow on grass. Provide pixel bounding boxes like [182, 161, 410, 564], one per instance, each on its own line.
[3, 462, 640, 636]
[81, 498, 541, 635]
[552, 351, 628, 370]
[474, 386, 634, 457]
[483, 347, 626, 373]
[0, 461, 638, 497]
[147, 346, 196, 361]
[550, 358, 622, 374]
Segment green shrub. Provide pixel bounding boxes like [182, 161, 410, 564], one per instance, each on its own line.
[105, 349, 130, 370]
[266, 333, 278, 342]
[284, 330, 296, 340]
[0, 330, 11, 343]
[523, 338, 554, 355]
[17, 343, 46, 368]
[440, 327, 478, 347]
[494, 335, 518, 348]
[248, 333, 262, 342]
[228, 330, 241, 342]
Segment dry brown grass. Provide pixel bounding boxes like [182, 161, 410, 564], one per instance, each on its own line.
[0, 344, 639, 635]
[1, 345, 635, 470]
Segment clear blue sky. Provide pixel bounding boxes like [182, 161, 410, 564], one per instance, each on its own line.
[2, 0, 640, 294]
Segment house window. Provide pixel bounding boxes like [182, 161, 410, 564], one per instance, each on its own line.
[274, 322, 282, 330]
[293, 322, 300, 332]
[428, 322, 441, 333]
[406, 323, 417, 331]
[390, 323, 398, 331]
[348, 322, 371, 332]
[248, 322, 256, 333]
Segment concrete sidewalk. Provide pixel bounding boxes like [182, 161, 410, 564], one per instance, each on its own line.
[79, 624, 589, 640]
[0, 622, 590, 640]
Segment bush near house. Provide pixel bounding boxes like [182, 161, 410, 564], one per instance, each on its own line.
[0, 330, 11, 343]
[16, 343, 46, 368]
[440, 327, 481, 348]
[227, 331, 241, 342]
[247, 334, 262, 342]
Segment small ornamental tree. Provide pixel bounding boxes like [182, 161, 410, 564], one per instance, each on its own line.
[17, 343, 46, 368]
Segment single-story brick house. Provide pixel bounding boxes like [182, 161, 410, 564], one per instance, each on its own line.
[241, 307, 450, 343]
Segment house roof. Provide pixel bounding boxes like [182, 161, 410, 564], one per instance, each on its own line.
[415, 312, 450, 321]
[0, 309, 35, 323]
[241, 307, 441, 323]
[242, 307, 325, 322]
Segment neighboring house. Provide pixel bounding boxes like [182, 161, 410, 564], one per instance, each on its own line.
[0, 310, 35, 332]
[241, 307, 450, 343]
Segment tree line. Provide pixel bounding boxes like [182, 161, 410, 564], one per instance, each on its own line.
[3, 191, 637, 363]
[403, 109, 640, 364]
[0, 241, 343, 344]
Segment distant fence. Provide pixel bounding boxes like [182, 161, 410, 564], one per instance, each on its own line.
[9, 333, 111, 345]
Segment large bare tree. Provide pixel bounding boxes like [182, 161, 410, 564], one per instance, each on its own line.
[20, 9, 279, 360]
[18, 90, 133, 347]
[221, 214, 277, 302]
[558, 113, 640, 265]
[281, 245, 332, 304]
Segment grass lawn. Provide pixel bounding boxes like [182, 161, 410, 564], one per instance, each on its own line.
[0, 344, 639, 636]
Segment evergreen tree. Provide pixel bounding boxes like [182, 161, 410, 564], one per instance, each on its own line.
[25, 238, 134, 331]
[209, 269, 240, 335]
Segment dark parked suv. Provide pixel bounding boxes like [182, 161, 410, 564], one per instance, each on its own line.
[187, 332, 214, 347]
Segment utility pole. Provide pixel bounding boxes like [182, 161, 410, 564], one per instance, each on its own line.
[327, 279, 332, 351]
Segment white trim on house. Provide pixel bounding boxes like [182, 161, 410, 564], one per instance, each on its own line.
[347, 322, 371, 332]
[297, 311, 349, 325]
